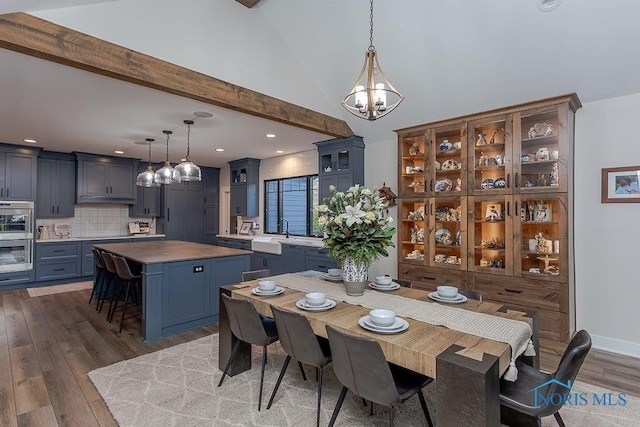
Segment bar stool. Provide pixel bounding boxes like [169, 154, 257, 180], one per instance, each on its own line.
[99, 251, 121, 318]
[111, 255, 143, 333]
[89, 248, 107, 308]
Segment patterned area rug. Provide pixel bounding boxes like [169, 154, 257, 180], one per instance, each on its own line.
[88, 334, 640, 426]
[27, 281, 94, 297]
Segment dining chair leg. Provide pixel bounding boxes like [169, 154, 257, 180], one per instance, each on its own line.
[370, 401, 374, 415]
[328, 386, 348, 427]
[553, 412, 565, 427]
[389, 406, 395, 427]
[418, 390, 433, 427]
[218, 340, 240, 387]
[107, 280, 125, 323]
[98, 274, 115, 313]
[267, 355, 291, 410]
[118, 281, 132, 333]
[316, 366, 323, 427]
[258, 345, 268, 411]
[298, 361, 307, 381]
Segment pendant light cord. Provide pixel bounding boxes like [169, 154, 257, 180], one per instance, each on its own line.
[369, 0, 375, 51]
[186, 122, 191, 157]
[148, 140, 152, 167]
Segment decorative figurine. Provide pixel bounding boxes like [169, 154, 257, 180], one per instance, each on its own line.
[550, 163, 559, 186]
[528, 204, 534, 222]
[476, 133, 487, 146]
[455, 178, 462, 191]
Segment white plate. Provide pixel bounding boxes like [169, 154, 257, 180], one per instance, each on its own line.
[428, 292, 467, 304]
[369, 282, 401, 291]
[359, 316, 409, 334]
[251, 286, 284, 296]
[323, 274, 343, 282]
[296, 299, 336, 312]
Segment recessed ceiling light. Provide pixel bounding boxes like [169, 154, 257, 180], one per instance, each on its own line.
[194, 111, 213, 118]
[276, 150, 284, 154]
[215, 148, 225, 152]
[266, 134, 276, 138]
[537, 0, 562, 12]
[24, 139, 37, 143]
[114, 150, 124, 154]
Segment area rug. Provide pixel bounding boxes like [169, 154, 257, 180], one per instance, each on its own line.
[27, 280, 93, 297]
[88, 334, 640, 426]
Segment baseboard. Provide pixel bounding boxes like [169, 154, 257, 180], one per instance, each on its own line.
[591, 334, 640, 359]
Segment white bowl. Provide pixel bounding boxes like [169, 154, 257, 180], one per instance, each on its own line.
[305, 292, 326, 306]
[369, 309, 396, 327]
[328, 268, 342, 277]
[258, 280, 277, 291]
[375, 276, 393, 285]
[436, 285, 458, 298]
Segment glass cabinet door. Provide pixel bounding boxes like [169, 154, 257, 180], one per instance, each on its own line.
[514, 104, 569, 193]
[516, 194, 568, 282]
[432, 124, 466, 196]
[468, 195, 513, 275]
[469, 115, 513, 195]
[429, 197, 467, 270]
[398, 199, 426, 264]
[399, 133, 427, 197]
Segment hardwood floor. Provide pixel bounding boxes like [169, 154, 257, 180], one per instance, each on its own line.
[0, 286, 638, 426]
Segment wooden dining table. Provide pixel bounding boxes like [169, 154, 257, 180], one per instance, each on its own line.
[219, 273, 539, 426]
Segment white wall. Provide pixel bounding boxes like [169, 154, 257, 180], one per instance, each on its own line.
[574, 93, 640, 357]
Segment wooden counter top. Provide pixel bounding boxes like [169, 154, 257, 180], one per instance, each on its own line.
[93, 240, 252, 264]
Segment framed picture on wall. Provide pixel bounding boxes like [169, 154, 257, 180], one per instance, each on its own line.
[601, 166, 640, 203]
[239, 221, 253, 234]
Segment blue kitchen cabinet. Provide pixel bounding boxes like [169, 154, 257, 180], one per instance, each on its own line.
[130, 162, 161, 217]
[76, 153, 137, 203]
[228, 158, 260, 222]
[305, 246, 339, 272]
[163, 185, 203, 242]
[251, 251, 282, 275]
[37, 152, 76, 218]
[0, 144, 40, 201]
[314, 136, 364, 203]
[282, 243, 306, 273]
[35, 241, 81, 281]
[202, 167, 220, 245]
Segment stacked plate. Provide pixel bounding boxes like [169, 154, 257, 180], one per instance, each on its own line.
[251, 286, 284, 296]
[358, 316, 409, 334]
[323, 273, 343, 282]
[427, 291, 467, 304]
[295, 298, 336, 312]
[368, 281, 401, 291]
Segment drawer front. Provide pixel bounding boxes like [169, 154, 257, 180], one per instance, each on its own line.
[0, 270, 35, 287]
[306, 256, 338, 273]
[36, 260, 80, 281]
[235, 240, 252, 250]
[472, 273, 562, 313]
[399, 264, 467, 292]
[305, 247, 330, 257]
[36, 242, 79, 261]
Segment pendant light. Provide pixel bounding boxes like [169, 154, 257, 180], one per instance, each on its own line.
[341, 0, 403, 121]
[136, 138, 160, 187]
[175, 119, 202, 181]
[155, 130, 181, 184]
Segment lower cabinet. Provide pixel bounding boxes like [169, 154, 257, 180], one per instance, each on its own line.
[36, 241, 80, 281]
[216, 237, 251, 250]
[0, 270, 35, 289]
[252, 251, 282, 275]
[282, 243, 306, 273]
[304, 247, 339, 273]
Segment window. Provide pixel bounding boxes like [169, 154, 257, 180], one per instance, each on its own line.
[264, 175, 320, 237]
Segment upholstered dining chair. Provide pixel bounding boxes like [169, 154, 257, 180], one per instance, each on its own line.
[89, 248, 107, 307]
[110, 255, 143, 333]
[218, 294, 279, 411]
[394, 279, 413, 288]
[459, 289, 483, 301]
[266, 306, 332, 427]
[99, 251, 121, 319]
[500, 330, 592, 427]
[241, 269, 271, 282]
[325, 325, 434, 427]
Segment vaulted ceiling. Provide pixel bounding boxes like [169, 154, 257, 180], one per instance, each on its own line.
[1, 0, 639, 167]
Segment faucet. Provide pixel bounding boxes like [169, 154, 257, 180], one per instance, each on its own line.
[280, 218, 289, 238]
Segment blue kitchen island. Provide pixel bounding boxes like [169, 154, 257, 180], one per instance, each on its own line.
[94, 240, 251, 342]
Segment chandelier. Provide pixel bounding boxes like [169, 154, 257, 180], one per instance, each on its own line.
[174, 119, 202, 181]
[155, 130, 181, 184]
[341, 0, 403, 121]
[136, 138, 160, 187]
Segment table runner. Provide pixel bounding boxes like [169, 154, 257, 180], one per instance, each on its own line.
[268, 273, 535, 381]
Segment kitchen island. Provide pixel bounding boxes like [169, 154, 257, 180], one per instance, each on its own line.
[94, 240, 251, 342]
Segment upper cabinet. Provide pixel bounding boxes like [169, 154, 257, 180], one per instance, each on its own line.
[314, 136, 365, 202]
[75, 153, 137, 204]
[37, 152, 76, 218]
[130, 162, 161, 217]
[0, 144, 40, 201]
[229, 158, 260, 217]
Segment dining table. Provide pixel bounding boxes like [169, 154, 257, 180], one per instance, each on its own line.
[219, 272, 539, 426]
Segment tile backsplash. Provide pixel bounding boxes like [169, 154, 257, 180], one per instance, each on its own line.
[36, 204, 154, 238]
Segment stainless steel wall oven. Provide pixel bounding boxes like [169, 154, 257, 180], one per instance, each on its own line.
[0, 201, 34, 272]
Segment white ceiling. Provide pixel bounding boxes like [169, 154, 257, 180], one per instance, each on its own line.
[1, 0, 640, 168]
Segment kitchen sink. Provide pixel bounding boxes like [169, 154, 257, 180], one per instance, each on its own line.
[251, 237, 282, 254]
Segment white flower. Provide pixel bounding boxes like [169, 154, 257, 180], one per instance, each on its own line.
[340, 202, 367, 227]
[336, 192, 344, 198]
[387, 216, 393, 223]
[361, 188, 371, 196]
[365, 211, 376, 221]
[318, 216, 327, 225]
[316, 204, 329, 213]
[329, 185, 336, 192]
[334, 216, 343, 225]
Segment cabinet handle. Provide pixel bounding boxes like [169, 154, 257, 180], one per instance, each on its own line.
[53, 268, 65, 272]
[507, 201, 510, 216]
[504, 288, 523, 294]
[51, 206, 55, 213]
[507, 173, 511, 189]
[53, 250, 65, 253]
[106, 186, 109, 194]
[0, 188, 2, 197]
[430, 202, 433, 216]
[167, 208, 170, 221]
[6, 188, 8, 198]
[318, 265, 327, 269]
[57, 206, 59, 214]
[515, 173, 519, 188]
[204, 207, 207, 214]
[430, 179, 434, 192]
[515, 201, 519, 217]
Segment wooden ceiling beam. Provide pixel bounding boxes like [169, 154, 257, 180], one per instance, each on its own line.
[235, 0, 262, 8]
[0, 12, 353, 139]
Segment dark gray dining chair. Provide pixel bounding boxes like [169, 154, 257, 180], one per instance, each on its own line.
[218, 294, 279, 411]
[267, 306, 332, 427]
[89, 248, 107, 307]
[241, 269, 271, 282]
[325, 325, 433, 427]
[459, 289, 483, 301]
[111, 255, 142, 333]
[99, 251, 121, 320]
[500, 330, 591, 426]
[394, 279, 413, 288]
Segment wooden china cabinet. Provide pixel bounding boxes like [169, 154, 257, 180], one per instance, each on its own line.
[395, 94, 581, 342]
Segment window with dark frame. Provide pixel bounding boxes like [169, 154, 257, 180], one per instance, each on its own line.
[264, 175, 320, 237]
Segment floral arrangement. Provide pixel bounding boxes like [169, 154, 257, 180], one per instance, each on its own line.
[315, 184, 396, 266]
[534, 232, 547, 250]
